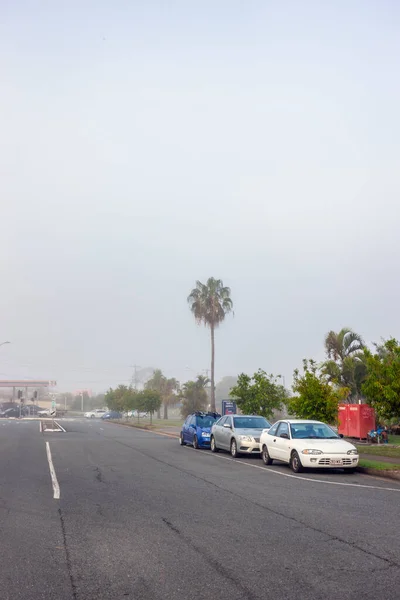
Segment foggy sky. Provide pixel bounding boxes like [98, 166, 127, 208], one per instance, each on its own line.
[1, 1, 399, 392]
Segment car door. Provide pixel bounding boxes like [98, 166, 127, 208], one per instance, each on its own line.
[213, 416, 227, 447]
[183, 417, 192, 443]
[273, 422, 291, 463]
[220, 416, 233, 450]
[265, 422, 280, 458]
[186, 416, 196, 445]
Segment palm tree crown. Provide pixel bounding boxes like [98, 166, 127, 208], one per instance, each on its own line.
[187, 278, 233, 328]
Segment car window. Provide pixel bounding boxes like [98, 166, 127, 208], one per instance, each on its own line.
[189, 416, 196, 426]
[233, 416, 271, 429]
[218, 416, 227, 426]
[290, 422, 339, 439]
[196, 415, 216, 428]
[277, 422, 289, 437]
[268, 422, 280, 436]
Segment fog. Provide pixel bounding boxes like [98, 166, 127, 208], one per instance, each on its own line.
[1, 1, 399, 391]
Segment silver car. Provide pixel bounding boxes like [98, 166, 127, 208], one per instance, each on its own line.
[210, 414, 272, 458]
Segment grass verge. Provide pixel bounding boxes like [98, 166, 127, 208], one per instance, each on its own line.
[356, 445, 400, 459]
[358, 459, 400, 471]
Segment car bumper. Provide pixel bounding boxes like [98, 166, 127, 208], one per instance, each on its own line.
[300, 455, 359, 468]
[199, 436, 211, 447]
[238, 441, 261, 454]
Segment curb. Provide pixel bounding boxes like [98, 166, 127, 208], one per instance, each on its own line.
[356, 466, 400, 481]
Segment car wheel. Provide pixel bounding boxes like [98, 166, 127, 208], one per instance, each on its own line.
[193, 435, 199, 449]
[210, 436, 219, 452]
[262, 445, 273, 465]
[291, 451, 303, 473]
[230, 438, 239, 458]
[91, 414, 95, 418]
[179, 433, 185, 446]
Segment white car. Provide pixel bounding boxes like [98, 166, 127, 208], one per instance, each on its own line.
[259, 419, 359, 473]
[84, 409, 107, 419]
[37, 409, 50, 417]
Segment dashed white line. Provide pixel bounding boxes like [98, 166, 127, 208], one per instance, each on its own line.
[45, 442, 60, 499]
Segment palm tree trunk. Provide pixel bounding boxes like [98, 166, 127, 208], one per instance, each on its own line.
[210, 323, 216, 412]
[163, 402, 168, 420]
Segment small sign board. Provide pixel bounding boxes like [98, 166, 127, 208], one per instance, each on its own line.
[50, 409, 56, 417]
[222, 400, 237, 415]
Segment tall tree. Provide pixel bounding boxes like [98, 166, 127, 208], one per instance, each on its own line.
[322, 327, 366, 400]
[180, 375, 210, 418]
[230, 370, 287, 420]
[362, 338, 400, 420]
[290, 359, 349, 423]
[144, 369, 179, 420]
[187, 278, 233, 412]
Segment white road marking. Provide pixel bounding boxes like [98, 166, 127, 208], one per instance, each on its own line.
[45, 442, 60, 499]
[54, 421, 66, 432]
[100, 428, 104, 431]
[39, 421, 42, 433]
[182, 446, 400, 493]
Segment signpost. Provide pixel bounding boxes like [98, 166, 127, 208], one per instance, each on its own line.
[50, 397, 57, 428]
[222, 400, 237, 416]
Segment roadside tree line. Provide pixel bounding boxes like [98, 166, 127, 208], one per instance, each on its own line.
[229, 328, 400, 424]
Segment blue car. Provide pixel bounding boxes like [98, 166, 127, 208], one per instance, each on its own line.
[179, 411, 221, 449]
[101, 411, 122, 420]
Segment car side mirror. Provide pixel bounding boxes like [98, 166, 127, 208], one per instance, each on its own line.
[223, 423, 232, 429]
[339, 433, 344, 438]
[280, 433, 289, 439]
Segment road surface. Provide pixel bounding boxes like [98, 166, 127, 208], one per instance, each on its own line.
[1, 418, 399, 599]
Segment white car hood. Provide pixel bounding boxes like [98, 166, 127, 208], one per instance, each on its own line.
[293, 438, 356, 453]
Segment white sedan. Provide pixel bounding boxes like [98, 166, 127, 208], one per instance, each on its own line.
[84, 409, 107, 419]
[259, 419, 359, 473]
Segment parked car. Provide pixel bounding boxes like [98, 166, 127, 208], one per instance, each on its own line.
[85, 409, 107, 419]
[179, 411, 221, 449]
[260, 419, 359, 473]
[210, 414, 272, 457]
[101, 411, 122, 420]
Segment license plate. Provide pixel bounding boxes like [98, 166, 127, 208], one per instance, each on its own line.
[330, 459, 343, 466]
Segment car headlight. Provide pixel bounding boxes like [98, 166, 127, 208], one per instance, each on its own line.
[201, 431, 210, 436]
[347, 449, 358, 455]
[238, 435, 253, 442]
[301, 449, 323, 455]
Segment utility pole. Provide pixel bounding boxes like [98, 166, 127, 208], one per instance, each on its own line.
[130, 364, 141, 390]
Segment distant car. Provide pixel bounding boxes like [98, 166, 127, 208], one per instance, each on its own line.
[0, 407, 28, 418]
[85, 409, 107, 419]
[37, 409, 51, 417]
[179, 412, 221, 449]
[259, 419, 359, 473]
[101, 411, 122, 420]
[210, 415, 272, 457]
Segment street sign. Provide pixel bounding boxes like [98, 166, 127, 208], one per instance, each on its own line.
[222, 400, 237, 415]
[50, 409, 56, 417]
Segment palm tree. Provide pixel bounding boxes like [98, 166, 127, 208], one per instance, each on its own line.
[187, 278, 233, 412]
[180, 375, 210, 417]
[322, 328, 366, 401]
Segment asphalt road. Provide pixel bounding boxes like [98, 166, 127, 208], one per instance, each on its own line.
[1, 418, 400, 600]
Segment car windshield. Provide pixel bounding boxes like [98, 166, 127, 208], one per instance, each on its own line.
[196, 416, 216, 428]
[290, 423, 339, 439]
[233, 417, 271, 429]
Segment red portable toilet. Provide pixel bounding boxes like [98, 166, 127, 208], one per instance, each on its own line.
[338, 404, 376, 439]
